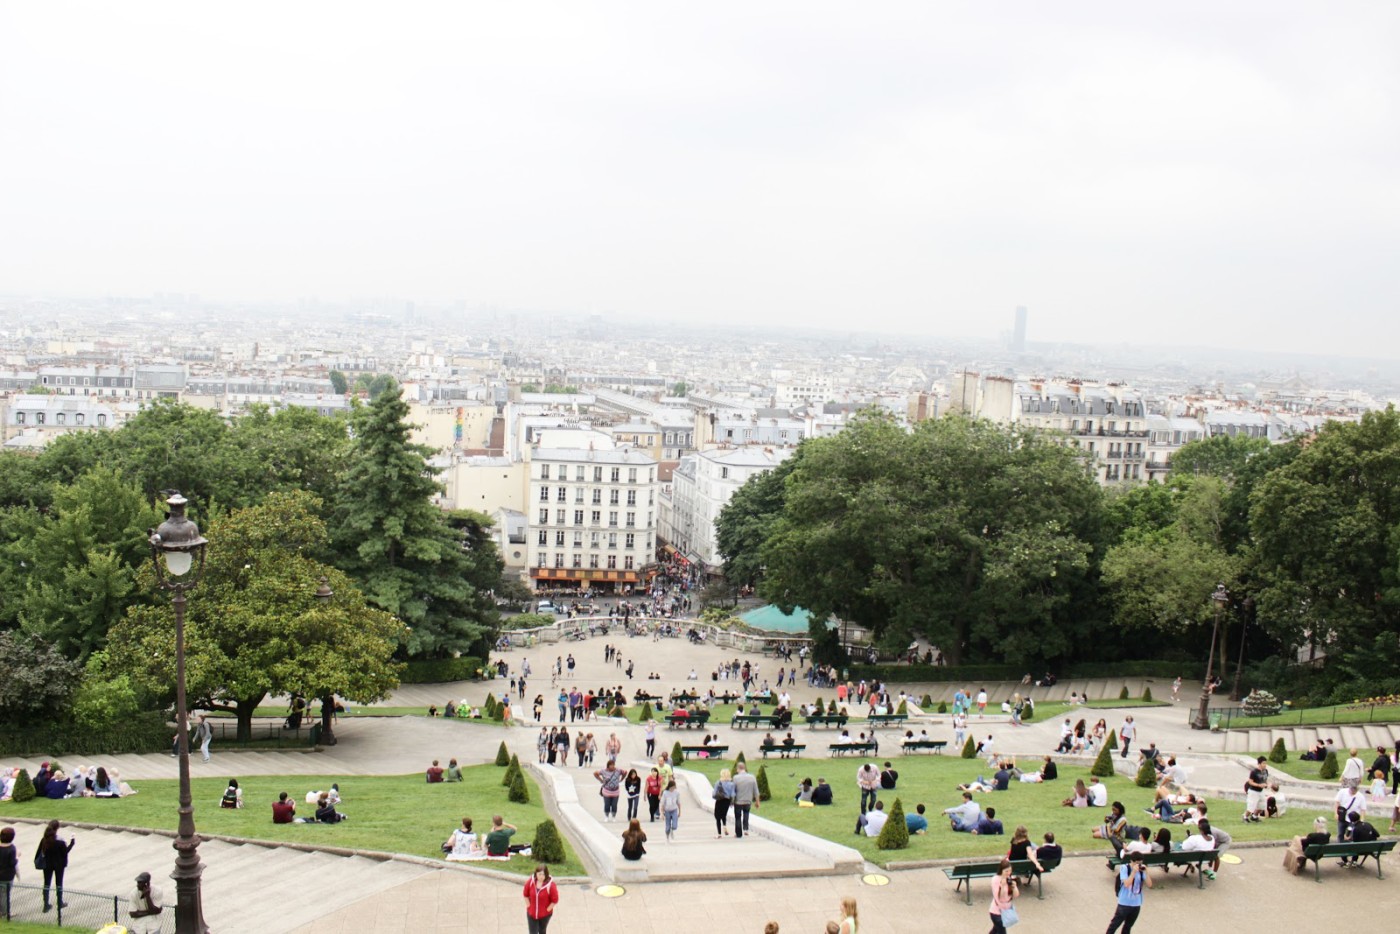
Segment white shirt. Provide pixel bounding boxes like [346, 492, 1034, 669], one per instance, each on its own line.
[1180, 833, 1215, 852]
[1124, 840, 1153, 855]
[1163, 764, 1188, 785]
[127, 885, 166, 934]
[1060, 722, 1073, 737]
[1335, 788, 1366, 819]
[1342, 757, 1366, 781]
[1120, 721, 1135, 740]
[976, 691, 988, 705]
[863, 810, 889, 837]
[1088, 783, 1108, 807]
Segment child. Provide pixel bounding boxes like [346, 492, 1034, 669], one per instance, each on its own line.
[1266, 783, 1286, 817]
[1369, 769, 1388, 805]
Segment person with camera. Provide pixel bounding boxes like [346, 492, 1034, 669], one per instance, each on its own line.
[1105, 851, 1154, 933]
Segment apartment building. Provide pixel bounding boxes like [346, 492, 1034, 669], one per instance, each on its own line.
[664, 446, 793, 572]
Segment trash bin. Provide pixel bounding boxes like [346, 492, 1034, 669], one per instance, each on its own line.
[309, 723, 322, 745]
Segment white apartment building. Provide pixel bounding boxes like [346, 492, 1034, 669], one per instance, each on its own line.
[665, 446, 794, 572]
[1145, 415, 1206, 482]
[527, 431, 659, 592]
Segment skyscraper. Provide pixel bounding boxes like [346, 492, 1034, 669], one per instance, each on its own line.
[1012, 306, 1027, 353]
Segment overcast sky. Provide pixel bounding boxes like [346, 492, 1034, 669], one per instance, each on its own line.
[2, 3, 1398, 355]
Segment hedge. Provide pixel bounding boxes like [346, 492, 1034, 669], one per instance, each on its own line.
[846, 660, 1200, 684]
[0, 711, 170, 757]
[400, 656, 485, 684]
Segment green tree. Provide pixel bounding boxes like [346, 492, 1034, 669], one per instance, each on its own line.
[1134, 757, 1157, 788]
[330, 382, 501, 657]
[227, 405, 349, 509]
[1106, 729, 1118, 751]
[715, 452, 801, 589]
[532, 819, 566, 862]
[961, 736, 976, 758]
[877, 798, 910, 850]
[1320, 750, 1339, 780]
[1091, 744, 1115, 778]
[108, 492, 405, 741]
[70, 650, 141, 730]
[672, 381, 688, 397]
[756, 765, 771, 802]
[0, 632, 81, 722]
[1171, 435, 1272, 483]
[1269, 738, 1288, 763]
[10, 769, 36, 803]
[329, 370, 349, 395]
[671, 740, 685, 764]
[508, 769, 530, 803]
[495, 742, 511, 766]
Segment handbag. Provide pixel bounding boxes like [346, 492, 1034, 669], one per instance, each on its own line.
[1000, 903, 1020, 927]
[33, 846, 45, 871]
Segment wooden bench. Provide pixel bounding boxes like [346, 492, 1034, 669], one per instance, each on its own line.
[1302, 840, 1397, 882]
[901, 740, 948, 754]
[866, 714, 908, 728]
[760, 742, 807, 758]
[665, 712, 711, 730]
[731, 713, 785, 729]
[680, 744, 729, 759]
[829, 742, 877, 757]
[804, 715, 848, 730]
[1109, 850, 1219, 888]
[633, 693, 662, 703]
[944, 857, 1059, 904]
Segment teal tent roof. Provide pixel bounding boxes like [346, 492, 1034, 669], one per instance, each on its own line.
[739, 604, 815, 633]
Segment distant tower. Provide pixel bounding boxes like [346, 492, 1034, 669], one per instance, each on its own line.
[1012, 306, 1027, 353]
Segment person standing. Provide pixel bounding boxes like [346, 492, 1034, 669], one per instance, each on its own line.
[523, 864, 559, 934]
[127, 871, 165, 934]
[197, 715, 213, 762]
[988, 858, 1017, 934]
[661, 779, 682, 841]
[645, 768, 663, 822]
[1341, 747, 1367, 793]
[976, 688, 988, 717]
[594, 759, 623, 822]
[732, 761, 760, 838]
[712, 769, 736, 838]
[856, 763, 880, 815]
[36, 819, 74, 913]
[1244, 756, 1269, 822]
[1105, 851, 1153, 933]
[624, 768, 642, 821]
[1171, 677, 1182, 702]
[1119, 716, 1135, 759]
[644, 719, 656, 758]
[0, 826, 17, 919]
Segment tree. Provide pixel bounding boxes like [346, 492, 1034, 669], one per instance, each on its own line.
[1106, 729, 1118, 751]
[108, 492, 405, 741]
[961, 737, 976, 758]
[328, 370, 349, 395]
[877, 798, 910, 850]
[639, 702, 654, 721]
[496, 741, 511, 766]
[10, 769, 36, 803]
[532, 819, 566, 863]
[1134, 757, 1157, 788]
[715, 452, 801, 589]
[226, 405, 349, 510]
[1171, 435, 1272, 484]
[508, 769, 530, 803]
[1091, 745, 1115, 778]
[1320, 750, 1339, 780]
[671, 740, 685, 764]
[756, 765, 771, 802]
[70, 650, 141, 731]
[329, 382, 502, 657]
[1269, 738, 1288, 763]
[0, 632, 81, 722]
[672, 381, 688, 397]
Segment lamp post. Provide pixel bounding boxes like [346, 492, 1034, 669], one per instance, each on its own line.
[1192, 584, 1230, 731]
[149, 492, 210, 934]
[313, 577, 338, 746]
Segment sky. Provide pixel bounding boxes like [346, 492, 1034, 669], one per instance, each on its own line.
[2, 2, 1398, 356]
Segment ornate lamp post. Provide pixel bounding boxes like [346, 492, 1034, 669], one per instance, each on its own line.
[1192, 584, 1230, 731]
[312, 577, 338, 745]
[149, 492, 210, 934]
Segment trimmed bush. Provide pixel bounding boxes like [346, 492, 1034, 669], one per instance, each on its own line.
[609, 706, 624, 718]
[1269, 738, 1288, 763]
[640, 702, 654, 721]
[495, 741, 510, 766]
[1118, 685, 1130, 700]
[10, 768, 35, 803]
[756, 765, 772, 802]
[961, 737, 976, 759]
[502, 760, 520, 788]
[921, 694, 933, 708]
[484, 694, 498, 718]
[1091, 744, 1116, 778]
[814, 698, 825, 715]
[491, 697, 505, 722]
[1141, 687, 1153, 703]
[672, 740, 685, 764]
[937, 700, 948, 714]
[531, 818, 566, 863]
[1243, 690, 1283, 718]
[896, 700, 908, 716]
[508, 769, 530, 803]
[400, 656, 485, 684]
[1320, 750, 1339, 780]
[1134, 757, 1157, 788]
[1106, 729, 1118, 751]
[1022, 701, 1035, 722]
[735, 750, 747, 767]
[877, 798, 910, 850]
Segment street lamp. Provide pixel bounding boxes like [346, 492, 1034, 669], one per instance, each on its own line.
[1192, 584, 1230, 731]
[149, 492, 210, 934]
[312, 577, 338, 745]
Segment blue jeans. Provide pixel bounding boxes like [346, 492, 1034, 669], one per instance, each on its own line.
[664, 809, 679, 835]
[603, 795, 618, 818]
[860, 788, 877, 813]
[733, 803, 751, 837]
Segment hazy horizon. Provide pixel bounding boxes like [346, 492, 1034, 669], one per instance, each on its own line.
[3, 2, 1398, 358]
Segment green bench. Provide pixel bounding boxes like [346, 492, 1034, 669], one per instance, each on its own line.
[680, 744, 728, 759]
[1302, 840, 1397, 882]
[867, 714, 908, 727]
[944, 856, 1060, 904]
[829, 742, 877, 757]
[665, 712, 711, 730]
[1109, 850, 1219, 888]
[804, 715, 848, 729]
[902, 740, 947, 754]
[760, 742, 807, 758]
[731, 713, 785, 729]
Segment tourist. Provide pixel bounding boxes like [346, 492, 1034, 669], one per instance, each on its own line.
[315, 792, 346, 823]
[1105, 851, 1153, 933]
[594, 758, 624, 822]
[1088, 777, 1109, 807]
[445, 818, 482, 860]
[987, 859, 1017, 933]
[1341, 747, 1367, 792]
[811, 778, 834, 806]
[445, 758, 463, 783]
[537, 729, 549, 764]
[523, 864, 559, 934]
[37, 819, 74, 912]
[1006, 825, 1043, 884]
[905, 803, 929, 834]
[426, 759, 445, 783]
[856, 800, 888, 837]
[856, 763, 880, 813]
[646, 768, 662, 822]
[836, 896, 859, 934]
[661, 780, 682, 840]
[272, 792, 296, 823]
[732, 761, 760, 838]
[220, 779, 244, 809]
[197, 715, 213, 762]
[485, 815, 517, 856]
[0, 826, 17, 918]
[1092, 802, 1129, 855]
[944, 791, 981, 832]
[644, 719, 656, 757]
[1244, 756, 1268, 821]
[621, 818, 648, 861]
[712, 769, 735, 837]
[1119, 716, 1136, 759]
[1334, 783, 1366, 842]
[624, 768, 642, 821]
[127, 871, 165, 934]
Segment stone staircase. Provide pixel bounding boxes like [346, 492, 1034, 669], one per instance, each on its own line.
[1218, 722, 1400, 755]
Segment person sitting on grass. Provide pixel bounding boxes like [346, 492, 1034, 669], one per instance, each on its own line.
[1087, 776, 1108, 807]
[969, 806, 1003, 836]
[1091, 801, 1129, 855]
[220, 780, 243, 809]
[444, 759, 462, 782]
[944, 791, 981, 832]
[855, 800, 888, 837]
[445, 817, 483, 860]
[485, 815, 517, 857]
[811, 778, 834, 806]
[272, 792, 296, 824]
[796, 778, 814, 803]
[426, 760, 445, 783]
[1062, 779, 1090, 808]
[315, 792, 346, 823]
[905, 803, 929, 834]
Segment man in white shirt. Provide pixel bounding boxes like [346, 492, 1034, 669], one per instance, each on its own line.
[1161, 757, 1188, 787]
[943, 791, 981, 831]
[127, 872, 165, 934]
[1088, 777, 1109, 807]
[857, 800, 889, 837]
[857, 763, 881, 814]
[976, 689, 988, 717]
[1119, 716, 1136, 759]
[1334, 785, 1366, 840]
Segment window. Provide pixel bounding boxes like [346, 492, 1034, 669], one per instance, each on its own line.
[625, 533, 635, 549]
[556, 509, 566, 524]
[721, 466, 729, 479]
[56, 413, 66, 425]
[539, 486, 549, 502]
[593, 466, 603, 482]
[555, 531, 565, 546]
[591, 531, 600, 546]
[610, 468, 620, 482]
[626, 490, 636, 506]
[539, 508, 549, 524]
[15, 412, 23, 424]
[589, 555, 599, 568]
[537, 530, 548, 545]
[592, 490, 602, 504]
[573, 532, 583, 547]
[648, 491, 654, 506]
[540, 465, 550, 480]
[628, 468, 637, 483]
[556, 486, 567, 502]
[75, 413, 85, 425]
[554, 553, 565, 568]
[575, 466, 585, 481]
[609, 490, 619, 505]
[35, 413, 44, 425]
[574, 510, 584, 525]
[591, 510, 601, 525]
[607, 555, 617, 569]
[572, 554, 582, 568]
[626, 512, 635, 527]
[650, 468, 656, 482]
[624, 556, 634, 570]
[609, 511, 618, 527]
[574, 488, 583, 503]
[608, 533, 617, 549]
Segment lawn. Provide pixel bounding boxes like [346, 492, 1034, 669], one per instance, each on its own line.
[1249, 753, 1332, 783]
[681, 755, 1325, 868]
[0, 766, 583, 877]
[1222, 702, 1400, 730]
[1025, 699, 1169, 723]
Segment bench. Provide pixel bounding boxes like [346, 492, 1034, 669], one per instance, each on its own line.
[829, 742, 877, 757]
[665, 713, 711, 730]
[760, 742, 807, 758]
[1302, 840, 1397, 882]
[902, 740, 948, 754]
[716, 692, 741, 704]
[867, 714, 908, 727]
[1109, 850, 1219, 888]
[680, 745, 729, 759]
[731, 714, 785, 729]
[633, 692, 662, 703]
[804, 715, 848, 729]
[944, 857, 1060, 904]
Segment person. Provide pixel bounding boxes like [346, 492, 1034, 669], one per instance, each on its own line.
[1062, 779, 1090, 808]
[1123, 826, 1154, 856]
[445, 758, 463, 782]
[0, 826, 17, 918]
[1038, 831, 1063, 863]
[976, 688, 988, 717]
[37, 819, 74, 912]
[1265, 783, 1287, 818]
[1092, 802, 1129, 855]
[486, 815, 517, 856]
[856, 763, 880, 813]
[1334, 784, 1366, 842]
[43, 769, 71, 799]
[621, 818, 648, 860]
[796, 778, 814, 803]
[644, 719, 656, 758]
[272, 791, 296, 823]
[811, 778, 834, 806]
[645, 768, 662, 822]
[836, 896, 859, 934]
[856, 800, 888, 837]
[221, 779, 244, 809]
[127, 871, 165, 934]
[1172, 676, 1182, 702]
[945, 791, 981, 832]
[1179, 820, 1217, 880]
[906, 803, 929, 834]
[623, 768, 642, 821]
[712, 768, 736, 837]
[197, 715, 213, 762]
[523, 864, 559, 934]
[988, 858, 1017, 934]
[446, 818, 483, 860]
[92, 766, 119, 797]
[1119, 716, 1135, 759]
[426, 759, 445, 783]
[594, 758, 624, 822]
[879, 761, 898, 790]
[1243, 756, 1268, 822]
[316, 792, 346, 823]
[970, 807, 1003, 836]
[661, 779, 682, 841]
[1370, 769, 1388, 805]
[1006, 825, 1043, 884]
[732, 761, 760, 838]
[1088, 777, 1109, 807]
[1341, 747, 1367, 791]
[1039, 755, 1058, 782]
[1341, 809, 1380, 866]
[1105, 851, 1153, 934]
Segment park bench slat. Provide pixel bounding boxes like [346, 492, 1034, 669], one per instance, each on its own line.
[1302, 840, 1397, 882]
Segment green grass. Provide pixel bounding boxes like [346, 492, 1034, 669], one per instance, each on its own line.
[1222, 702, 1400, 730]
[1027, 699, 1170, 723]
[0, 922, 66, 933]
[681, 756, 1325, 868]
[1247, 753, 1332, 782]
[0, 766, 583, 877]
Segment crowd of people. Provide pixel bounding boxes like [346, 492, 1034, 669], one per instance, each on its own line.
[0, 762, 136, 800]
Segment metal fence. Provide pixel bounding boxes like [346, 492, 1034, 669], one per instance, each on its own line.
[202, 719, 317, 747]
[1198, 703, 1400, 731]
[1, 881, 172, 931]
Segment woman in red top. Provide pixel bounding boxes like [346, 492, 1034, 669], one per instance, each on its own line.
[523, 863, 559, 934]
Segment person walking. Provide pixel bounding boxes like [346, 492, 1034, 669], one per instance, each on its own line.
[988, 858, 1017, 934]
[0, 826, 17, 919]
[523, 864, 559, 934]
[624, 769, 642, 821]
[857, 763, 880, 815]
[127, 871, 166, 934]
[197, 715, 213, 762]
[1119, 716, 1135, 759]
[1105, 851, 1153, 933]
[644, 720, 656, 758]
[594, 759, 623, 822]
[661, 779, 682, 840]
[712, 769, 736, 838]
[646, 768, 663, 822]
[731, 761, 760, 838]
[36, 819, 74, 913]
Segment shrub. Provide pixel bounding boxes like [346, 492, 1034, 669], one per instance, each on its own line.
[921, 694, 933, 708]
[484, 694, 498, 718]
[495, 741, 510, 766]
[531, 819, 566, 863]
[1106, 729, 1118, 751]
[10, 768, 35, 803]
[609, 706, 624, 718]
[672, 740, 685, 764]
[1091, 745, 1116, 778]
[937, 700, 948, 714]
[1022, 700, 1035, 722]
[400, 656, 484, 684]
[1242, 690, 1283, 718]
[508, 769, 530, 804]
[961, 737, 976, 759]
[1320, 750, 1339, 780]
[735, 750, 747, 767]
[1118, 685, 1130, 700]
[491, 698, 505, 722]
[502, 760, 519, 788]
[814, 698, 825, 715]
[0, 711, 169, 757]
[1269, 738, 1288, 763]
[1141, 687, 1153, 703]
[1134, 757, 1157, 788]
[756, 765, 772, 802]
[896, 700, 908, 716]
[640, 702, 654, 721]
[877, 798, 910, 850]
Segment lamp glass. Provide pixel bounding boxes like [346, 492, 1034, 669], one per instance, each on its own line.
[165, 550, 193, 577]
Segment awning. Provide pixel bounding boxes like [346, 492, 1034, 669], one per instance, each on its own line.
[529, 568, 640, 583]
